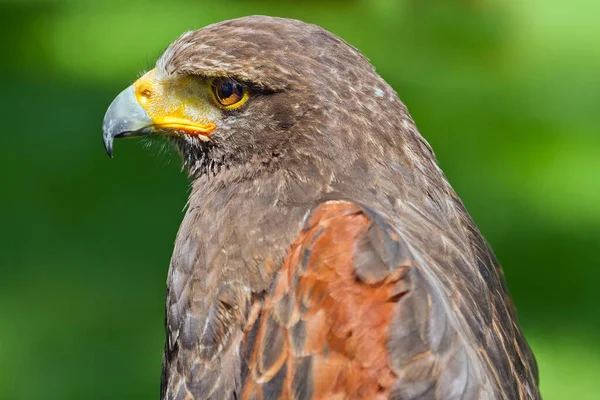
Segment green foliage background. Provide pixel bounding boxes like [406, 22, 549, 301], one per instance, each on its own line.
[0, 0, 598, 398]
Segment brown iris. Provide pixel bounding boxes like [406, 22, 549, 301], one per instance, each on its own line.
[211, 79, 248, 108]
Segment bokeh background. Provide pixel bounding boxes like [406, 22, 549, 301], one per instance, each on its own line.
[1, 0, 598, 398]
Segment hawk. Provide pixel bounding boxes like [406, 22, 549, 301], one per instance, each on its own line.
[102, 16, 539, 400]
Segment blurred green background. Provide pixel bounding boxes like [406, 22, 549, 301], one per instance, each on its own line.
[1, 0, 598, 398]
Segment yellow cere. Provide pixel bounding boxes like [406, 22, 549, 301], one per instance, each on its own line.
[132, 69, 220, 137]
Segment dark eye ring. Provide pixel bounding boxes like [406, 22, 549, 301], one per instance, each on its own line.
[211, 79, 248, 109]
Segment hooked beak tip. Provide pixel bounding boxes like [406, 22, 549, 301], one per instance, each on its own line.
[102, 85, 152, 159]
[103, 136, 114, 158]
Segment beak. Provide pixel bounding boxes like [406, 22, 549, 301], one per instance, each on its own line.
[102, 85, 153, 158]
[102, 69, 218, 158]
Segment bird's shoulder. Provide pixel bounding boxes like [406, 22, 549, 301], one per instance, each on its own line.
[240, 199, 506, 399]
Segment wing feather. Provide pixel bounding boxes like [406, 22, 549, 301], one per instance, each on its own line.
[240, 201, 499, 399]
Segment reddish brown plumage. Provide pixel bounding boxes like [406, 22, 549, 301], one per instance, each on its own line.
[242, 201, 404, 399]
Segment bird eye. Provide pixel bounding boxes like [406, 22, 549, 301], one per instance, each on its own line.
[211, 79, 248, 109]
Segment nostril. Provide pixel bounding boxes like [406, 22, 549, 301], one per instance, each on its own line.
[140, 88, 152, 101]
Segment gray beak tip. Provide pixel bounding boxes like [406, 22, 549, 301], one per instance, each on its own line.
[102, 85, 153, 158]
[104, 137, 114, 158]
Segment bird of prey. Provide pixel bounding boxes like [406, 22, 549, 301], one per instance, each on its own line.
[102, 16, 539, 400]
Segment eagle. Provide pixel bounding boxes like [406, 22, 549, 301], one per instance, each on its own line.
[102, 16, 540, 400]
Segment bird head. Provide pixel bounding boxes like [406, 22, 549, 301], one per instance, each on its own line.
[103, 16, 422, 184]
